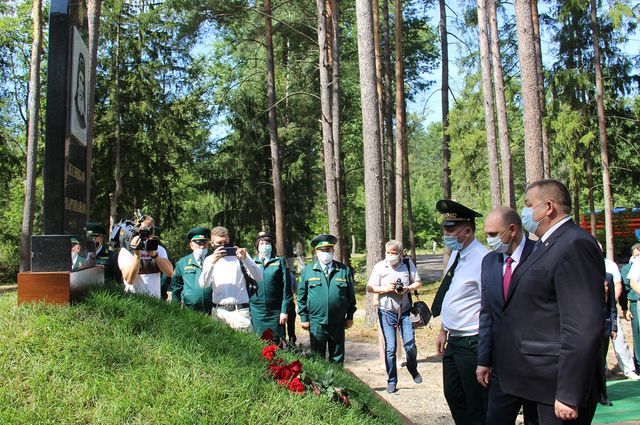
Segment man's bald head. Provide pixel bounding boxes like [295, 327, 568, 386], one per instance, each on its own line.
[486, 206, 522, 230]
[525, 179, 571, 214]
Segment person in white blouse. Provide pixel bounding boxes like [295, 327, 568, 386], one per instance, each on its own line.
[199, 226, 263, 332]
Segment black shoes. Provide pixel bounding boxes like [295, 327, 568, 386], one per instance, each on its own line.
[598, 397, 613, 406]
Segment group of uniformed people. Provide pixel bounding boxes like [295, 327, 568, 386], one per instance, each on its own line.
[78, 221, 356, 364]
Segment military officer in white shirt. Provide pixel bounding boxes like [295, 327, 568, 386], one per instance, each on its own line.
[199, 226, 263, 332]
[431, 199, 489, 425]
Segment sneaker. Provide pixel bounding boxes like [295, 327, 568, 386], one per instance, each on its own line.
[386, 383, 397, 393]
[412, 373, 423, 384]
[625, 371, 640, 380]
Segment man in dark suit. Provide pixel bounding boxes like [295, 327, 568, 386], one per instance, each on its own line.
[477, 207, 539, 425]
[496, 179, 604, 424]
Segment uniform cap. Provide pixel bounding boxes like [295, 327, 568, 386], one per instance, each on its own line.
[70, 237, 81, 245]
[255, 231, 274, 249]
[435, 199, 482, 226]
[85, 222, 107, 237]
[311, 234, 337, 249]
[187, 227, 211, 242]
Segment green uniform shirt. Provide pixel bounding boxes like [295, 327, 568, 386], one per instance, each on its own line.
[622, 262, 638, 302]
[249, 255, 293, 337]
[297, 260, 356, 325]
[172, 253, 213, 313]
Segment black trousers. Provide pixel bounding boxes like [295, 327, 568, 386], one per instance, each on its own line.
[535, 401, 597, 425]
[487, 373, 539, 425]
[443, 335, 487, 425]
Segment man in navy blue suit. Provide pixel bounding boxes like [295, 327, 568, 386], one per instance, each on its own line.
[477, 206, 539, 425]
[496, 180, 604, 424]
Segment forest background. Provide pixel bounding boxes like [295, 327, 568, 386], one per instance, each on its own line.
[0, 0, 638, 283]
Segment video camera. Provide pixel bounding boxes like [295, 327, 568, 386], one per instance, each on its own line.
[109, 211, 159, 252]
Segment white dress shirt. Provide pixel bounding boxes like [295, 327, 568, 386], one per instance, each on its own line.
[540, 215, 572, 242]
[198, 255, 263, 305]
[441, 238, 489, 336]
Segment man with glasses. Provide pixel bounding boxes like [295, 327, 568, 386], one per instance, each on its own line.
[172, 227, 213, 314]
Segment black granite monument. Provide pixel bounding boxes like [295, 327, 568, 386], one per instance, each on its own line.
[19, 0, 103, 303]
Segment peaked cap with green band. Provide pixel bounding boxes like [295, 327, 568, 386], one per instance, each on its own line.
[85, 222, 107, 237]
[187, 227, 211, 242]
[311, 233, 338, 249]
[436, 199, 482, 226]
[70, 237, 81, 245]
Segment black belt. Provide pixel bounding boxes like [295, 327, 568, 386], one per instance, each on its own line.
[212, 303, 250, 311]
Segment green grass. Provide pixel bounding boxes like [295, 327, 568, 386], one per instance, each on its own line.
[0, 286, 403, 424]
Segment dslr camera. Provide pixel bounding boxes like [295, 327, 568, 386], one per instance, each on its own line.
[394, 278, 404, 294]
[130, 226, 159, 251]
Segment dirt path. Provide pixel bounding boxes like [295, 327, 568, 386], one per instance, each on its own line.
[297, 254, 453, 424]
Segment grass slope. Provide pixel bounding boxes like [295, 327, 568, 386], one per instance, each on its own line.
[0, 287, 403, 424]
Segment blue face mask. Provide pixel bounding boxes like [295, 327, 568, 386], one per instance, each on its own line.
[444, 229, 468, 251]
[487, 227, 513, 254]
[521, 202, 547, 235]
[258, 243, 272, 257]
[317, 251, 333, 265]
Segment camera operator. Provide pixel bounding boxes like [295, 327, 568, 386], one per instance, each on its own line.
[117, 215, 173, 298]
[367, 239, 422, 393]
[198, 226, 263, 332]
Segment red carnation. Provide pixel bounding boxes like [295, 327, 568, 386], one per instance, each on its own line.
[272, 364, 294, 381]
[288, 377, 305, 394]
[261, 344, 278, 361]
[288, 360, 302, 377]
[260, 329, 274, 341]
[277, 378, 289, 385]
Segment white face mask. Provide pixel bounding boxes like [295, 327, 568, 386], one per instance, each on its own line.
[487, 227, 513, 254]
[521, 202, 548, 235]
[258, 244, 273, 257]
[317, 251, 333, 265]
[386, 254, 400, 265]
[194, 248, 208, 262]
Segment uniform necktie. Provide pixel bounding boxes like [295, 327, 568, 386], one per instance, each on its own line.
[503, 256, 513, 300]
[431, 252, 460, 317]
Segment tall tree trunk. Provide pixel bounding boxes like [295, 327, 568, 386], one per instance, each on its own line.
[590, 0, 614, 260]
[394, 0, 405, 241]
[477, 0, 502, 208]
[86, 0, 102, 221]
[403, 120, 416, 263]
[488, 0, 514, 208]
[316, 0, 342, 260]
[514, 0, 543, 183]
[586, 153, 597, 237]
[531, 0, 550, 178]
[372, 0, 387, 240]
[573, 177, 580, 224]
[109, 21, 122, 230]
[439, 0, 451, 199]
[355, 0, 385, 327]
[264, 0, 286, 257]
[327, 0, 346, 262]
[19, 0, 44, 272]
[382, 0, 395, 239]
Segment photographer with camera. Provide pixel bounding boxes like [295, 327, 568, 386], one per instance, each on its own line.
[117, 215, 173, 298]
[367, 239, 422, 393]
[198, 226, 263, 332]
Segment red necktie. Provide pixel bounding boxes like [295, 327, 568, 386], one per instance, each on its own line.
[503, 256, 513, 300]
